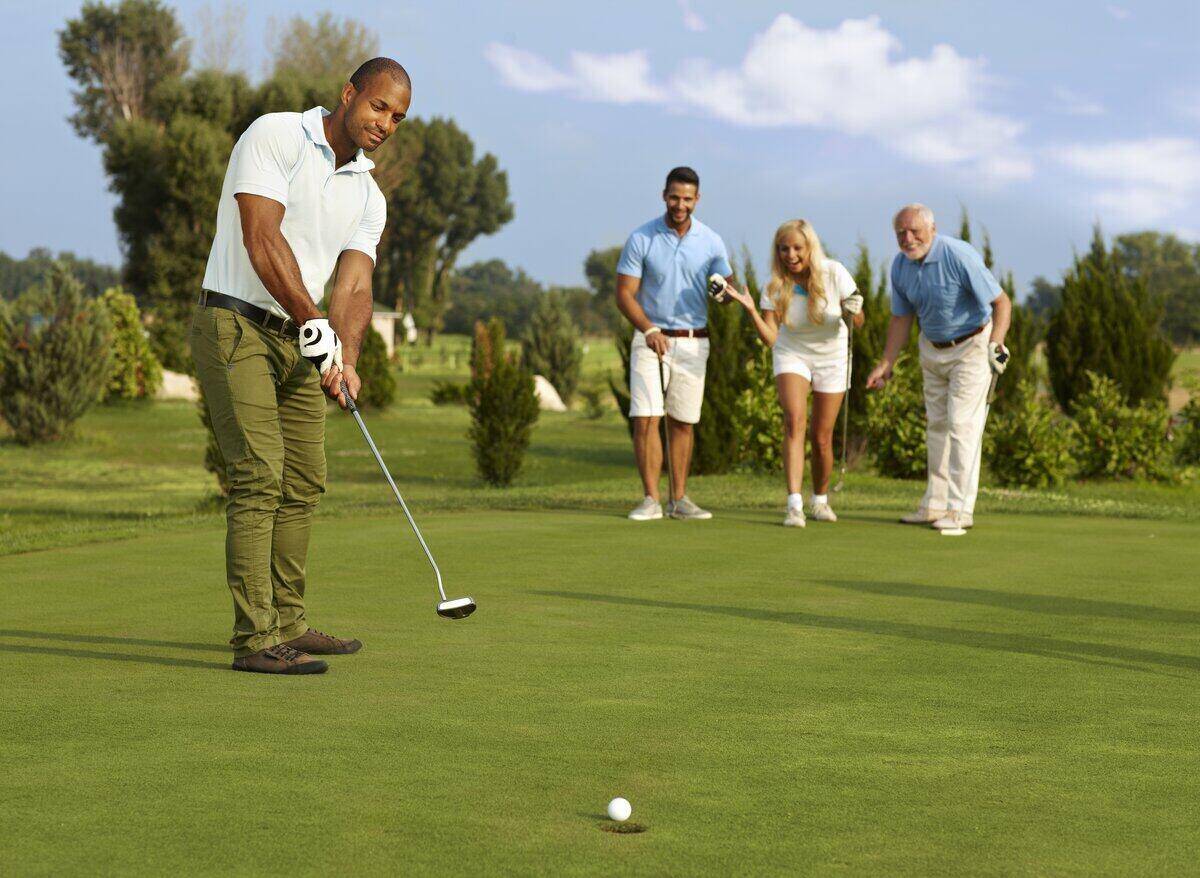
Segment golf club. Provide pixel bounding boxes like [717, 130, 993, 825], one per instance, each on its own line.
[833, 318, 854, 493]
[340, 381, 476, 618]
[940, 370, 1000, 538]
[657, 352, 675, 515]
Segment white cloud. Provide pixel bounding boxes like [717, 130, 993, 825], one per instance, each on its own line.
[486, 15, 1031, 183]
[1051, 137, 1200, 224]
[1106, 5, 1131, 20]
[1053, 87, 1105, 117]
[678, 0, 707, 33]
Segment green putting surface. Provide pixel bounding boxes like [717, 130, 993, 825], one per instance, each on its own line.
[3, 509, 1197, 875]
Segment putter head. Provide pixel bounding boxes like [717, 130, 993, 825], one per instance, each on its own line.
[437, 596, 476, 619]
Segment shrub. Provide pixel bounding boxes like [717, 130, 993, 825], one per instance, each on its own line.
[521, 291, 582, 404]
[733, 346, 783, 473]
[1071, 371, 1172, 480]
[0, 266, 112, 444]
[468, 319, 539, 486]
[1176, 398, 1200, 466]
[577, 381, 608, 420]
[99, 287, 162, 401]
[984, 382, 1077, 488]
[354, 325, 395, 409]
[430, 380, 470, 406]
[865, 356, 927, 479]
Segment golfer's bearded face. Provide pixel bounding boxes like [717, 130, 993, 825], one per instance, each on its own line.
[663, 183, 698, 226]
[346, 76, 412, 152]
[895, 212, 935, 261]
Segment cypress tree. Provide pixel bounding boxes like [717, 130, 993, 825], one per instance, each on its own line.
[1046, 226, 1175, 409]
[355, 325, 396, 409]
[100, 286, 162, 401]
[468, 319, 539, 486]
[521, 291, 583, 404]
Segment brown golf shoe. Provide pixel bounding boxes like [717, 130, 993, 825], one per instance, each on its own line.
[283, 628, 363, 655]
[231, 644, 328, 675]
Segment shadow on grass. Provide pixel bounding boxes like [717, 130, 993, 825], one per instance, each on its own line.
[531, 591, 1200, 674]
[0, 642, 224, 670]
[819, 580, 1200, 625]
[0, 630, 221, 652]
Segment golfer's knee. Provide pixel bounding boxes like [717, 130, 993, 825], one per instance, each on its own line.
[632, 417, 660, 439]
[784, 414, 805, 438]
[811, 430, 834, 457]
[225, 457, 283, 515]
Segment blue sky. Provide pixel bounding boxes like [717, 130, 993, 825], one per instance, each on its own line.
[2, 1, 1198, 296]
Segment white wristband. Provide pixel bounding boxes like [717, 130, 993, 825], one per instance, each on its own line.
[644, 326, 662, 338]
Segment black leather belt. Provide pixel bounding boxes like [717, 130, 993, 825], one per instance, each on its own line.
[661, 328, 709, 338]
[929, 324, 985, 349]
[198, 290, 299, 338]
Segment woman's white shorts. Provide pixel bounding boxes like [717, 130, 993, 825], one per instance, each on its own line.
[773, 346, 848, 393]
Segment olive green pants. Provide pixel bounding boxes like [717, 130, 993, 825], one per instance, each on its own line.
[189, 304, 326, 657]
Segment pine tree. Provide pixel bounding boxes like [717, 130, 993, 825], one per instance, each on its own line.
[1046, 227, 1175, 409]
[521, 291, 583, 404]
[0, 266, 112, 444]
[99, 286, 162, 400]
[468, 319, 539, 486]
[355, 325, 396, 409]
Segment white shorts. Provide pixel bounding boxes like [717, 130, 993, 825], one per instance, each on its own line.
[773, 346, 848, 393]
[629, 332, 710, 424]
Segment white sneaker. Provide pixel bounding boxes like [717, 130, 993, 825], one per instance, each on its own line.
[667, 495, 713, 520]
[808, 501, 837, 522]
[628, 496, 663, 521]
[932, 511, 973, 530]
[900, 508, 946, 525]
[783, 507, 807, 528]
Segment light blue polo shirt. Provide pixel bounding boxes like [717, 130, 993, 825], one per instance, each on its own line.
[617, 215, 733, 330]
[890, 236, 1003, 343]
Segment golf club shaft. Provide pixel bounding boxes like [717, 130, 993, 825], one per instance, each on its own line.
[341, 382, 449, 603]
[835, 320, 854, 492]
[658, 353, 674, 504]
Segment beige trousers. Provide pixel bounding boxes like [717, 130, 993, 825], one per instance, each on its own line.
[918, 328, 991, 515]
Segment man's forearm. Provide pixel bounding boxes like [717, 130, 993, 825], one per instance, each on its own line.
[989, 293, 1011, 345]
[881, 314, 914, 364]
[244, 228, 321, 323]
[616, 291, 654, 334]
[329, 285, 372, 365]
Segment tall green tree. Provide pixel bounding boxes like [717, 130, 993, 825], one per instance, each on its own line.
[1114, 231, 1200, 345]
[374, 119, 513, 340]
[848, 242, 892, 453]
[58, 0, 188, 143]
[1045, 227, 1176, 409]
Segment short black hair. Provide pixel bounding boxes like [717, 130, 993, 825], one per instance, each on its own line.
[664, 166, 700, 190]
[350, 57, 411, 92]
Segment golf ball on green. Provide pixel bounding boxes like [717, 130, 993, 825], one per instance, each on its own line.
[607, 797, 632, 822]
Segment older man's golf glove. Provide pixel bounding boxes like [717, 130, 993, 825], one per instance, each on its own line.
[299, 318, 343, 376]
[988, 341, 1010, 375]
[841, 293, 863, 319]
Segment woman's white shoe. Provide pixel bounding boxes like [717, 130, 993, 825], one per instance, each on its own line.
[783, 507, 807, 527]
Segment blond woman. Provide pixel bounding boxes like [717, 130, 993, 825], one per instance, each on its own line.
[724, 220, 863, 526]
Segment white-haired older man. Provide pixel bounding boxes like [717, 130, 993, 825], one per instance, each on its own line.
[866, 204, 1011, 530]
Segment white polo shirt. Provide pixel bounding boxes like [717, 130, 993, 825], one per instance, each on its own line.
[202, 106, 387, 319]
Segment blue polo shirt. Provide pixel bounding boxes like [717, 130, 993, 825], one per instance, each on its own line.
[618, 215, 733, 330]
[890, 236, 1003, 343]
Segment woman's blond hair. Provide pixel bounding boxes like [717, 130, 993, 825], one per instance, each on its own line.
[767, 219, 828, 326]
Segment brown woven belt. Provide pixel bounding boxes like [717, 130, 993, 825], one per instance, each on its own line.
[660, 328, 709, 339]
[929, 324, 985, 349]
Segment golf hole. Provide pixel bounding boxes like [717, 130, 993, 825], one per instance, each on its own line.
[601, 822, 647, 834]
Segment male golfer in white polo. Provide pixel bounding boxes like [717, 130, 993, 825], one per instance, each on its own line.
[616, 166, 735, 521]
[866, 204, 1011, 531]
[191, 58, 410, 674]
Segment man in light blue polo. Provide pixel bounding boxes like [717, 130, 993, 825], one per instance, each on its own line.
[866, 204, 1011, 531]
[615, 166, 735, 521]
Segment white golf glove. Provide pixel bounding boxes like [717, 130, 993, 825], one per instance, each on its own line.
[841, 293, 863, 318]
[299, 318, 343, 376]
[707, 273, 731, 304]
[988, 341, 1010, 375]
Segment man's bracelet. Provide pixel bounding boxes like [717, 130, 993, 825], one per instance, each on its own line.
[644, 326, 662, 338]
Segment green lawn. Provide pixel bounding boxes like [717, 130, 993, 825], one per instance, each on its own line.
[2, 361, 1199, 874]
[3, 510, 1198, 874]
